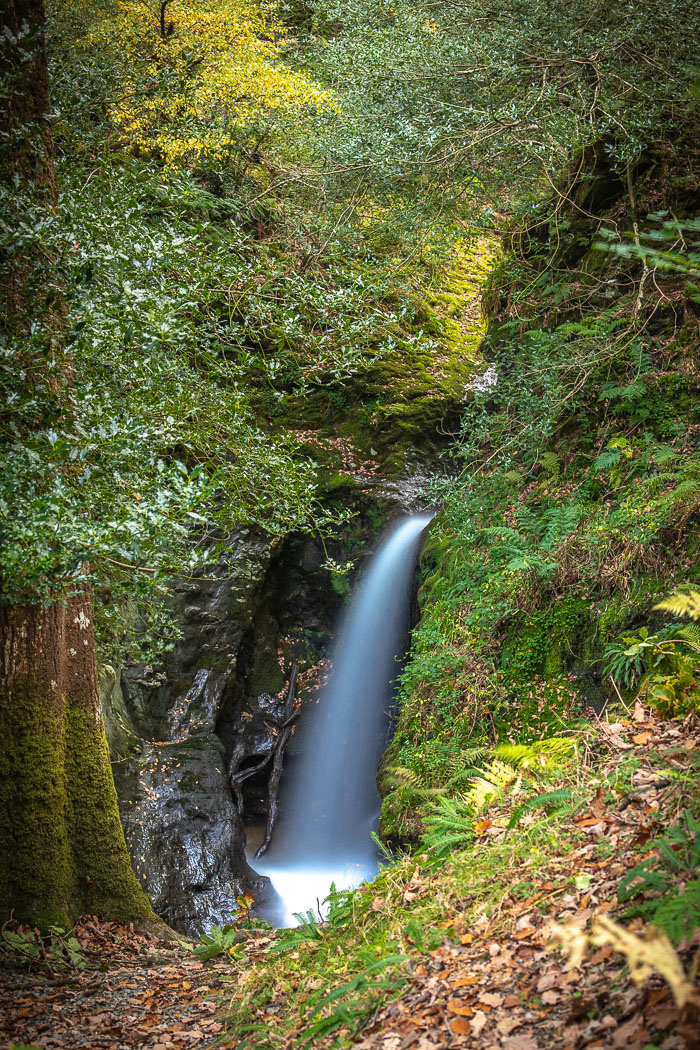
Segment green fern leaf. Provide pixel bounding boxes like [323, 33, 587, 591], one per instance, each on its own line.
[654, 589, 700, 621]
[496, 737, 577, 772]
[507, 788, 574, 830]
[678, 623, 700, 648]
[652, 881, 700, 944]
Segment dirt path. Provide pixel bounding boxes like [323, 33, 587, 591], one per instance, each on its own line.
[0, 924, 227, 1050]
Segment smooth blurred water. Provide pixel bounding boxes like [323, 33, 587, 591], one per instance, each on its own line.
[252, 514, 432, 925]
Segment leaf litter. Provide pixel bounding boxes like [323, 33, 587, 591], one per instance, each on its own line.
[343, 706, 700, 1050]
[219, 702, 700, 1050]
[0, 921, 229, 1050]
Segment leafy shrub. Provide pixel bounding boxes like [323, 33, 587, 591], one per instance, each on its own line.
[0, 922, 84, 972]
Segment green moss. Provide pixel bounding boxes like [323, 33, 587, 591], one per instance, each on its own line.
[258, 236, 496, 478]
[0, 607, 155, 931]
[65, 707, 154, 922]
[0, 678, 75, 928]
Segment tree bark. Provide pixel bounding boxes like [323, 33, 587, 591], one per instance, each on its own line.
[0, 0, 156, 929]
[0, 0, 56, 196]
[0, 593, 154, 927]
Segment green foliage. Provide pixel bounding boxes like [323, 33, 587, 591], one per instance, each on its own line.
[644, 660, 700, 719]
[604, 628, 673, 689]
[420, 739, 577, 853]
[421, 795, 478, 856]
[604, 608, 700, 717]
[193, 893, 258, 959]
[267, 909, 325, 955]
[264, 953, 407, 1049]
[193, 923, 242, 962]
[597, 216, 700, 279]
[1, 150, 353, 661]
[0, 922, 85, 972]
[495, 737, 578, 771]
[617, 811, 700, 944]
[290, 0, 699, 224]
[655, 589, 700, 622]
[506, 788, 575, 831]
[385, 116, 700, 816]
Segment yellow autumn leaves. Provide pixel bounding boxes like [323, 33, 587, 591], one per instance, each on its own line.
[84, 0, 335, 167]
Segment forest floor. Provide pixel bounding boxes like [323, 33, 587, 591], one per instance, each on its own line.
[349, 709, 700, 1050]
[0, 925, 226, 1050]
[1, 704, 699, 1050]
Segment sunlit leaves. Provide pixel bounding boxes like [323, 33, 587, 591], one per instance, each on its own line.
[77, 0, 334, 167]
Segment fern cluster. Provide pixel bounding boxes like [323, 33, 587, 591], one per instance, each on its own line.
[617, 810, 700, 944]
[605, 591, 700, 717]
[405, 736, 579, 855]
[655, 589, 700, 622]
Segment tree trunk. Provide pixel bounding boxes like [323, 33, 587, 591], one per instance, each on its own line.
[0, 0, 56, 196]
[0, 0, 156, 929]
[0, 592, 155, 927]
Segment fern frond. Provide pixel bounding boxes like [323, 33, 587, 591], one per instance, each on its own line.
[495, 737, 577, 772]
[484, 758, 519, 786]
[649, 881, 700, 945]
[457, 745, 491, 766]
[654, 589, 700, 621]
[446, 767, 486, 790]
[382, 766, 424, 790]
[506, 788, 575, 830]
[678, 623, 700, 648]
[422, 795, 473, 855]
[466, 759, 519, 812]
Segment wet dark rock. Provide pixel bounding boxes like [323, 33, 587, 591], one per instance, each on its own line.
[113, 734, 267, 935]
[103, 529, 278, 934]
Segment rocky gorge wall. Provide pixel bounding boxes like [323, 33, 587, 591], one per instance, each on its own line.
[100, 483, 430, 934]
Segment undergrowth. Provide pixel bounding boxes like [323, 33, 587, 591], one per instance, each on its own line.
[215, 713, 700, 1049]
[379, 128, 700, 841]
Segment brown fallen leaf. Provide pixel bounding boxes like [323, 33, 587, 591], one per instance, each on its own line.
[469, 1011, 487, 1036]
[504, 1035, 539, 1050]
[590, 785, 607, 818]
[498, 1016, 523, 1037]
[450, 976, 480, 988]
[612, 1014, 645, 1047]
[478, 991, 504, 1007]
[447, 998, 474, 1017]
[449, 1016, 471, 1036]
[513, 927, 537, 940]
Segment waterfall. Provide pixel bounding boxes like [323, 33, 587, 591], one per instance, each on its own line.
[252, 514, 432, 925]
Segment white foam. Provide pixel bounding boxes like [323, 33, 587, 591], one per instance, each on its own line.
[257, 858, 375, 927]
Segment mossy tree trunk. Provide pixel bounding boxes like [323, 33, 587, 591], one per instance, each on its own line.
[0, 0, 156, 929]
[0, 593, 155, 928]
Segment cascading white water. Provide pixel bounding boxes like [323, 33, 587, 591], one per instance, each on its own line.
[252, 514, 432, 925]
